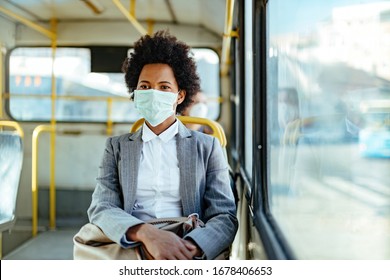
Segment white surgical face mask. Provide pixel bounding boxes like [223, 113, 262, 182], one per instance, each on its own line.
[189, 103, 208, 118]
[134, 89, 178, 127]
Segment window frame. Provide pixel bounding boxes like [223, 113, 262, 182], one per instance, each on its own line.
[251, 0, 295, 260]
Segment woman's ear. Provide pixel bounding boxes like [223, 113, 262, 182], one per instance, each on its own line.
[177, 90, 186, 105]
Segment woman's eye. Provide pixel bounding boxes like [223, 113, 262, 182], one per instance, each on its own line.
[160, 85, 171, 90]
[138, 85, 149, 90]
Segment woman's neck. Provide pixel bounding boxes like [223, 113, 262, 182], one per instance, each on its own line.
[145, 115, 177, 135]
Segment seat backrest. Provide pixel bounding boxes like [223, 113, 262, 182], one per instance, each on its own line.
[130, 117, 238, 206]
[0, 125, 23, 232]
[130, 116, 227, 147]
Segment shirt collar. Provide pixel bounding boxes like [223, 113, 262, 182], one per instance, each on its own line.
[141, 119, 179, 143]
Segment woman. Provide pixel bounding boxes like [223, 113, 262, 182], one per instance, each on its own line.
[87, 31, 238, 260]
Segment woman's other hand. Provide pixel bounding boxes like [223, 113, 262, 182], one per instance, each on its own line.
[126, 224, 200, 259]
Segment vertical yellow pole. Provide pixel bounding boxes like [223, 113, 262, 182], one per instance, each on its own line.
[130, 0, 136, 17]
[221, 0, 235, 76]
[107, 98, 113, 135]
[32, 125, 53, 236]
[32, 128, 39, 236]
[147, 19, 155, 35]
[49, 18, 57, 230]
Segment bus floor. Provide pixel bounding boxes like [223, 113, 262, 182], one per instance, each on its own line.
[3, 228, 78, 260]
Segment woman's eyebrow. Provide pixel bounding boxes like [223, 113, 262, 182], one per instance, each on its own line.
[158, 81, 173, 84]
[137, 80, 150, 84]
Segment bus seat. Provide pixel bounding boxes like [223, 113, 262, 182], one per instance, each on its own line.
[0, 123, 23, 234]
[131, 116, 227, 147]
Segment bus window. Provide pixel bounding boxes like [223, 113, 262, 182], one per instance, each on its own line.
[266, 0, 390, 259]
[9, 47, 132, 122]
[8, 47, 220, 122]
[192, 48, 221, 121]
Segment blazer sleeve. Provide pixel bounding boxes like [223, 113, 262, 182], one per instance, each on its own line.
[184, 137, 238, 259]
[87, 137, 144, 246]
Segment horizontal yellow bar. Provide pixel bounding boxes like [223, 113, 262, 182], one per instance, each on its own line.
[4, 93, 225, 103]
[4, 93, 130, 102]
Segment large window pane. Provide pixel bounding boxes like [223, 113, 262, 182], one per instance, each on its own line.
[267, 0, 390, 259]
[9, 47, 129, 122]
[8, 47, 220, 122]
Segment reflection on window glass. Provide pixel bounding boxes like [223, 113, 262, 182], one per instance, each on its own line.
[267, 0, 390, 259]
[9, 47, 220, 122]
[192, 49, 221, 120]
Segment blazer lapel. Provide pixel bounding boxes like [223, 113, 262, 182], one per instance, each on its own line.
[176, 121, 198, 216]
[122, 130, 142, 212]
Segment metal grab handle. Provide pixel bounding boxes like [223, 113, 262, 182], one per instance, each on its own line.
[0, 120, 24, 138]
[32, 124, 56, 236]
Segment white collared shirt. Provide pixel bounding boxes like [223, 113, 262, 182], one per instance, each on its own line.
[132, 120, 183, 221]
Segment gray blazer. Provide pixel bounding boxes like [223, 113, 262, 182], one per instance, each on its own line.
[88, 120, 238, 259]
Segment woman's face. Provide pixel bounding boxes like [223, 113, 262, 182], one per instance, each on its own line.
[136, 63, 186, 109]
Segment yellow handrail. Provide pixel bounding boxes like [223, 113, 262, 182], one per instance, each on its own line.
[3, 93, 130, 101]
[106, 97, 113, 135]
[32, 125, 56, 236]
[212, 120, 227, 147]
[112, 0, 148, 36]
[0, 120, 24, 138]
[130, 116, 227, 147]
[130, 0, 136, 17]
[179, 116, 227, 147]
[0, 6, 56, 40]
[5, 93, 226, 103]
[221, 0, 236, 76]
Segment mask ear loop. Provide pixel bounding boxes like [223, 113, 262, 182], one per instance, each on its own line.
[129, 88, 136, 101]
[177, 89, 185, 104]
[129, 92, 134, 101]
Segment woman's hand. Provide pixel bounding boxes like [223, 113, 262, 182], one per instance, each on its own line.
[127, 223, 200, 260]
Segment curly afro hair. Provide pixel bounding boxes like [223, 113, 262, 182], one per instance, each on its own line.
[122, 30, 201, 115]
